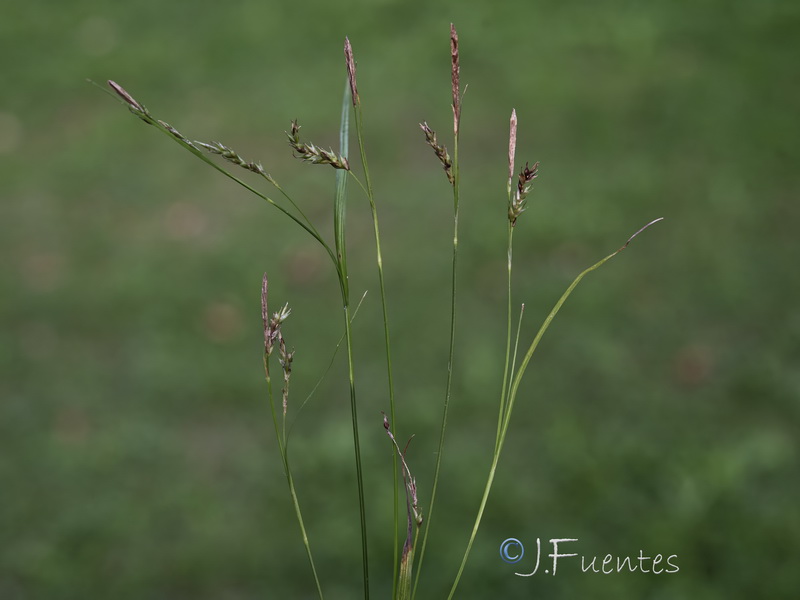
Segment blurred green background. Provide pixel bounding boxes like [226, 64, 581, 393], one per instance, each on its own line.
[2, 0, 798, 598]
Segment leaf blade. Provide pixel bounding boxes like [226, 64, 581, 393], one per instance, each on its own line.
[334, 79, 351, 302]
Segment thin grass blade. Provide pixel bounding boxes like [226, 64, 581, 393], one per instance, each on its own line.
[335, 80, 351, 302]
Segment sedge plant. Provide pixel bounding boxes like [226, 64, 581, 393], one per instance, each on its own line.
[103, 24, 661, 600]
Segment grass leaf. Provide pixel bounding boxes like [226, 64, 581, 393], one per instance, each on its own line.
[335, 80, 351, 302]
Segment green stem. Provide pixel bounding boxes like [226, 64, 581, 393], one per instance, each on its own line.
[413, 128, 460, 599]
[136, 110, 339, 270]
[447, 219, 662, 598]
[507, 303, 526, 408]
[494, 223, 514, 452]
[273, 180, 327, 247]
[351, 99, 399, 599]
[265, 356, 325, 600]
[335, 81, 370, 600]
[109, 81, 371, 600]
[343, 301, 369, 600]
[446, 448, 501, 600]
[284, 454, 325, 600]
[287, 290, 368, 438]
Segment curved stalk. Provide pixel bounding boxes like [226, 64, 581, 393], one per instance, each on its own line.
[447, 218, 663, 598]
[100, 82, 338, 269]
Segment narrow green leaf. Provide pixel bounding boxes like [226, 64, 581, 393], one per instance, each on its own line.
[447, 217, 664, 600]
[335, 80, 351, 302]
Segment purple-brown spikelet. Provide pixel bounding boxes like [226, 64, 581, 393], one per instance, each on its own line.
[509, 161, 539, 226]
[517, 162, 539, 198]
[450, 24, 461, 136]
[108, 80, 145, 114]
[344, 37, 359, 107]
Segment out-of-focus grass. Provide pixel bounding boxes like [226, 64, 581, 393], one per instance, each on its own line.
[1, 1, 798, 598]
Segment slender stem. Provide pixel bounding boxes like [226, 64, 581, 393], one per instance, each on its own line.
[109, 81, 391, 600]
[348, 171, 370, 198]
[342, 301, 369, 600]
[264, 357, 281, 461]
[332, 81, 370, 600]
[502, 217, 665, 447]
[446, 449, 501, 600]
[135, 110, 339, 270]
[351, 101, 399, 599]
[287, 290, 368, 439]
[273, 180, 326, 245]
[508, 303, 526, 404]
[284, 454, 325, 600]
[265, 355, 325, 600]
[447, 219, 663, 598]
[282, 403, 287, 450]
[413, 129, 460, 599]
[494, 223, 514, 452]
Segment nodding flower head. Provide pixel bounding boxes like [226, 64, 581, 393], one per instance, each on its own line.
[286, 120, 350, 170]
[509, 161, 539, 226]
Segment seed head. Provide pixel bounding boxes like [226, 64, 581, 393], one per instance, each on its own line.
[262, 274, 290, 359]
[419, 121, 454, 186]
[517, 161, 539, 199]
[261, 273, 270, 353]
[108, 80, 146, 115]
[344, 37, 359, 107]
[197, 140, 276, 184]
[278, 334, 294, 417]
[509, 161, 539, 226]
[450, 24, 461, 136]
[382, 413, 423, 528]
[286, 120, 350, 170]
[508, 109, 517, 189]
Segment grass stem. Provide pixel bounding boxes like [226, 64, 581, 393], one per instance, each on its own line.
[413, 116, 461, 600]
[447, 218, 663, 598]
[264, 355, 325, 600]
[333, 80, 370, 600]
[349, 53, 400, 599]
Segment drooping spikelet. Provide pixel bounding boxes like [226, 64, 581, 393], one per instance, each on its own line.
[196, 140, 277, 184]
[287, 120, 350, 170]
[108, 80, 147, 116]
[419, 121, 454, 186]
[509, 161, 539, 226]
